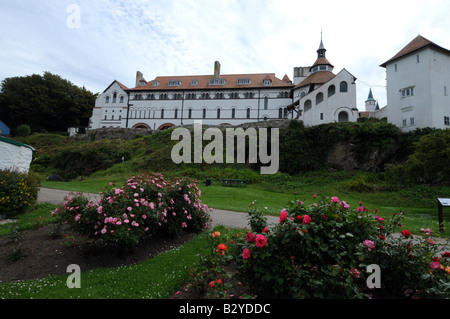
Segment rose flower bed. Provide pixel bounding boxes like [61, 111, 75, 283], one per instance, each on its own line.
[51, 173, 212, 249]
[184, 196, 450, 299]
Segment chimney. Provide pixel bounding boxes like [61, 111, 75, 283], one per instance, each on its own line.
[214, 61, 220, 78]
[136, 71, 143, 87]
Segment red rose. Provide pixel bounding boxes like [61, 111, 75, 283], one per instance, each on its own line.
[255, 234, 267, 248]
[246, 232, 256, 243]
[279, 209, 288, 223]
[302, 214, 311, 225]
[401, 229, 411, 238]
[242, 248, 251, 259]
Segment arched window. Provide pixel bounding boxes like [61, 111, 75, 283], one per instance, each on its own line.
[113, 92, 117, 103]
[188, 108, 192, 119]
[264, 96, 269, 110]
[231, 108, 236, 119]
[246, 108, 251, 119]
[217, 108, 221, 119]
[300, 91, 306, 98]
[284, 108, 288, 119]
[119, 95, 124, 103]
[338, 111, 349, 122]
[340, 81, 348, 93]
[202, 108, 206, 119]
[105, 96, 110, 103]
[328, 85, 336, 97]
[278, 107, 283, 119]
[316, 92, 324, 105]
[304, 99, 312, 112]
[174, 108, 178, 119]
[161, 109, 165, 119]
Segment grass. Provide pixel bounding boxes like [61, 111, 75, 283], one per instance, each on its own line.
[40, 170, 450, 238]
[0, 231, 209, 299]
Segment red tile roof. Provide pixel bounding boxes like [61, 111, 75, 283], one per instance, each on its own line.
[294, 71, 335, 89]
[129, 73, 293, 91]
[380, 35, 450, 67]
[312, 57, 333, 68]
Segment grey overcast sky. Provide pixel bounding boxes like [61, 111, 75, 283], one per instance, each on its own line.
[1, 0, 450, 110]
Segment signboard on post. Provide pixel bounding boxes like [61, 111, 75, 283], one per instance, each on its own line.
[437, 198, 450, 232]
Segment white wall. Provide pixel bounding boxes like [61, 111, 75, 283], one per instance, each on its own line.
[0, 141, 33, 173]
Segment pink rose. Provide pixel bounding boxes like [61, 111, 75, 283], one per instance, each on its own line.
[363, 240, 375, 251]
[242, 248, 251, 259]
[255, 234, 267, 248]
[331, 197, 339, 203]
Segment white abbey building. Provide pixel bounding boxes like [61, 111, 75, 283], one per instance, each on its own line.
[89, 38, 358, 130]
[367, 35, 450, 131]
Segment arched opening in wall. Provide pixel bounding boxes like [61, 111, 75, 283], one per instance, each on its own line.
[157, 123, 175, 131]
[132, 123, 151, 129]
[304, 99, 312, 112]
[338, 111, 349, 122]
[328, 85, 336, 97]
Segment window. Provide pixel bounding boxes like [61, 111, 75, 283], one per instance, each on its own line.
[304, 99, 312, 112]
[316, 92, 324, 105]
[340, 81, 348, 93]
[191, 79, 199, 86]
[320, 113, 324, 120]
[201, 93, 210, 99]
[120, 96, 124, 103]
[161, 109, 165, 119]
[263, 79, 272, 86]
[402, 119, 407, 127]
[395, 64, 398, 72]
[168, 80, 181, 86]
[237, 78, 251, 85]
[246, 108, 251, 119]
[188, 108, 192, 119]
[112, 92, 117, 103]
[417, 55, 420, 63]
[244, 92, 254, 99]
[284, 108, 288, 119]
[173, 93, 183, 99]
[278, 108, 283, 119]
[202, 108, 206, 119]
[231, 108, 236, 119]
[328, 85, 336, 97]
[209, 78, 226, 85]
[300, 91, 306, 98]
[264, 96, 268, 110]
[215, 92, 224, 99]
[152, 80, 160, 87]
[146, 94, 155, 100]
[186, 93, 196, 100]
[159, 93, 168, 100]
[444, 116, 450, 126]
[410, 118, 415, 126]
[105, 96, 110, 103]
[217, 108, 221, 119]
[230, 92, 239, 99]
[401, 87, 414, 97]
[174, 108, 178, 119]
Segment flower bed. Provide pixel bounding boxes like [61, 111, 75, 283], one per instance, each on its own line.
[51, 173, 212, 249]
[186, 195, 450, 299]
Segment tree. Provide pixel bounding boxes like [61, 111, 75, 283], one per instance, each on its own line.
[0, 72, 97, 133]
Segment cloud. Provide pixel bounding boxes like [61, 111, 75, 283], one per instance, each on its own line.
[1, 0, 449, 109]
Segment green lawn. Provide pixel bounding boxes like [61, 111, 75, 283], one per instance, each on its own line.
[41, 171, 450, 238]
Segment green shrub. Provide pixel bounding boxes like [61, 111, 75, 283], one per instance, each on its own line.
[15, 124, 31, 137]
[0, 169, 39, 216]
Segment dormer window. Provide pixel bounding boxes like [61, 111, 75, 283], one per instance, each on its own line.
[152, 80, 160, 87]
[168, 80, 181, 86]
[209, 78, 226, 85]
[263, 79, 272, 86]
[191, 79, 199, 86]
[237, 78, 251, 85]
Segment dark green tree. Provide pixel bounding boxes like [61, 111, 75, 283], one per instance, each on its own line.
[0, 72, 97, 133]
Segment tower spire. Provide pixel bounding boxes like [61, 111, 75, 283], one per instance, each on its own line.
[317, 29, 326, 58]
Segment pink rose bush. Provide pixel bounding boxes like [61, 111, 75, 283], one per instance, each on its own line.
[51, 173, 212, 248]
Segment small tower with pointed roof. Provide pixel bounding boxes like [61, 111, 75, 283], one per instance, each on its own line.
[365, 88, 377, 112]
